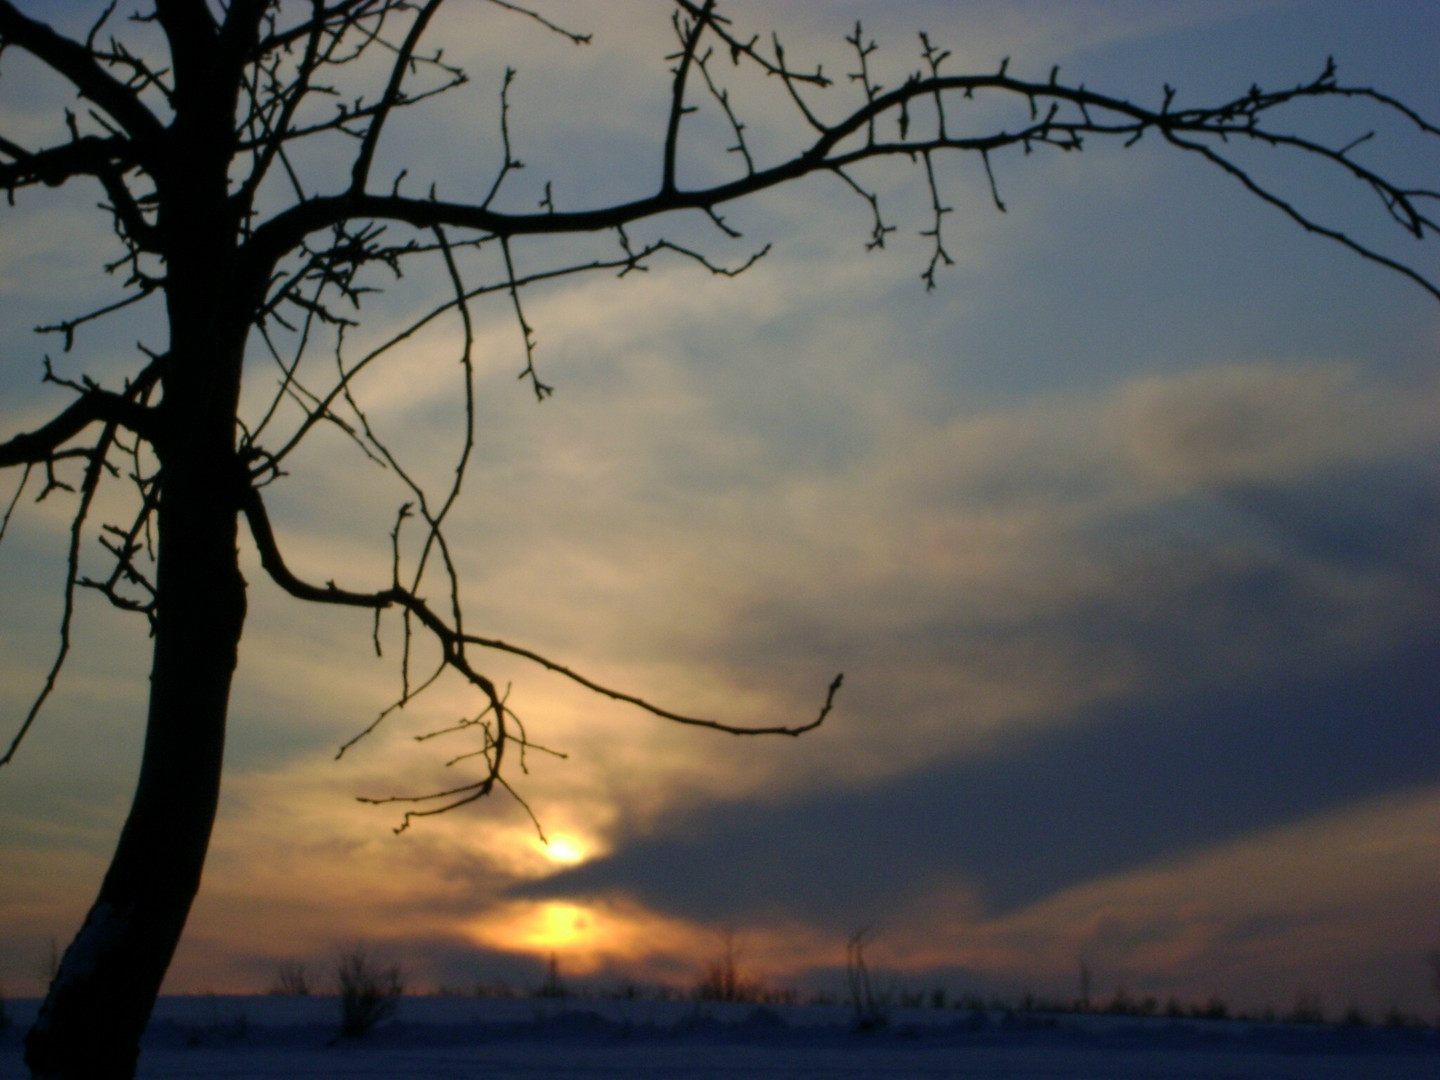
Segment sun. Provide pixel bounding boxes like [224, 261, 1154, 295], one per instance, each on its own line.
[540, 833, 587, 865]
[466, 897, 719, 976]
[516, 902, 597, 952]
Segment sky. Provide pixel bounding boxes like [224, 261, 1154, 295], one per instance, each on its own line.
[2, 0, 1440, 1016]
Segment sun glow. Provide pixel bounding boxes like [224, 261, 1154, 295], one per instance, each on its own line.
[542, 834, 588, 865]
[466, 899, 708, 974]
[521, 902, 597, 951]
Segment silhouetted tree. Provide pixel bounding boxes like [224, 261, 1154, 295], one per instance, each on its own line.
[333, 943, 403, 1038]
[0, 3, 1436, 1077]
[697, 925, 749, 1002]
[845, 927, 886, 1030]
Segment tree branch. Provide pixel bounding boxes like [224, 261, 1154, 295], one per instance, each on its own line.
[0, 133, 136, 191]
[242, 65, 1440, 307]
[349, 0, 446, 196]
[481, 0, 591, 46]
[1, 420, 117, 767]
[0, 2, 164, 151]
[662, 0, 717, 196]
[0, 384, 156, 469]
[239, 482, 842, 739]
[152, 0, 219, 83]
[252, 0, 380, 57]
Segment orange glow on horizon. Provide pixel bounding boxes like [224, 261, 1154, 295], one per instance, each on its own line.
[465, 898, 706, 974]
[522, 902, 596, 951]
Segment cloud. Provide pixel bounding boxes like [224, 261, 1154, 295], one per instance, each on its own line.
[519, 614, 1440, 922]
[953, 788, 1440, 1011]
[1117, 363, 1437, 491]
[505, 357, 1440, 925]
[4, 0, 1439, 1008]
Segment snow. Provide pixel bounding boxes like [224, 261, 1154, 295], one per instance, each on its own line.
[3, 995, 1438, 1079]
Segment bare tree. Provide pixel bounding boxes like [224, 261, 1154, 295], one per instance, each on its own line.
[0, 2, 1435, 1076]
[845, 927, 887, 1031]
[267, 959, 311, 997]
[333, 943, 403, 1038]
[536, 952, 565, 999]
[696, 924, 749, 1003]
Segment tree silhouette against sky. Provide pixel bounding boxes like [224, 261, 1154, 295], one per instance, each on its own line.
[0, 2, 1436, 1077]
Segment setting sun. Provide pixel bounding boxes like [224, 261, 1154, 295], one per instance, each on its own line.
[542, 834, 588, 865]
[465, 898, 710, 975]
[522, 902, 596, 952]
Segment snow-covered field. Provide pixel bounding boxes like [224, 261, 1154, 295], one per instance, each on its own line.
[4, 995, 1438, 1079]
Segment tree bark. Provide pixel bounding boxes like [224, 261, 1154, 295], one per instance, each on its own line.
[24, 329, 249, 1079]
[21, 12, 258, 1069]
[24, 515, 245, 1076]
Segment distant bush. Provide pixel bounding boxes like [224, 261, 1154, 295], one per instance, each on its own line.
[536, 954, 567, 999]
[845, 929, 887, 1031]
[696, 927, 768, 1004]
[1099, 988, 1159, 1017]
[1288, 992, 1326, 1025]
[268, 960, 311, 996]
[1197, 996, 1230, 1021]
[472, 981, 517, 998]
[1382, 1003, 1421, 1028]
[334, 945, 404, 1038]
[1341, 1003, 1369, 1027]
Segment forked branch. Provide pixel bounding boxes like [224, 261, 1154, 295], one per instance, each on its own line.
[239, 480, 841, 826]
[243, 52, 1440, 307]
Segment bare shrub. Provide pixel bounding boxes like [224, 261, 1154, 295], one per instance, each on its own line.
[334, 945, 404, 1038]
[845, 929, 887, 1031]
[1198, 995, 1230, 1021]
[1288, 991, 1326, 1025]
[536, 953, 566, 999]
[268, 960, 311, 996]
[473, 981, 517, 999]
[1383, 1002, 1418, 1028]
[1076, 960, 1093, 1013]
[696, 927, 741, 1002]
[696, 926, 766, 1003]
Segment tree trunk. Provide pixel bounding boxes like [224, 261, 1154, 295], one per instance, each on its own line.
[24, 339, 248, 1080]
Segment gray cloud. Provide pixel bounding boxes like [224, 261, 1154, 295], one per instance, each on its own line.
[519, 457, 1440, 926]
[521, 622, 1440, 926]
